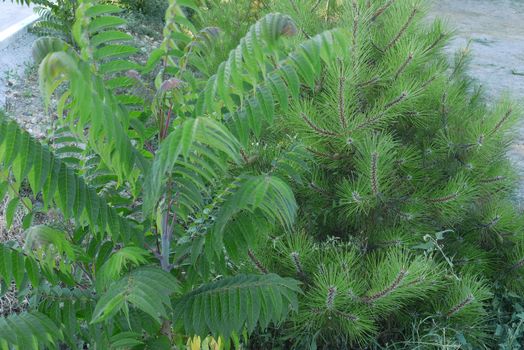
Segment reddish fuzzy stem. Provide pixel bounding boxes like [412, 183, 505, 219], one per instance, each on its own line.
[248, 249, 268, 274]
[326, 286, 337, 309]
[338, 62, 347, 128]
[446, 294, 474, 317]
[300, 113, 339, 137]
[479, 176, 505, 184]
[394, 53, 413, 80]
[490, 109, 513, 136]
[428, 192, 459, 203]
[385, 8, 418, 51]
[385, 92, 408, 110]
[371, 152, 379, 196]
[510, 257, 524, 271]
[371, 0, 396, 21]
[362, 269, 407, 303]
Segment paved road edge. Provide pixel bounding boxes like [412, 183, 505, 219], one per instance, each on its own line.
[0, 13, 39, 51]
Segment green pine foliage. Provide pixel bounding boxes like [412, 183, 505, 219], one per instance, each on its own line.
[233, 0, 524, 349]
[0, 0, 523, 349]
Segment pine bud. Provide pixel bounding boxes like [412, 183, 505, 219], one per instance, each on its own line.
[290, 251, 305, 276]
[446, 294, 474, 317]
[326, 286, 337, 310]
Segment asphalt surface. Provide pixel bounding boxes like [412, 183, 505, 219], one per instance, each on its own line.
[0, 2, 37, 107]
[0, 2, 34, 32]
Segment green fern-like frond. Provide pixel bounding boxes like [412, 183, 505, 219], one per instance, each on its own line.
[24, 224, 76, 262]
[31, 4, 74, 42]
[198, 175, 298, 265]
[0, 116, 136, 242]
[38, 50, 147, 183]
[32, 36, 76, 65]
[0, 311, 62, 350]
[198, 12, 297, 114]
[144, 117, 242, 213]
[173, 273, 301, 338]
[0, 243, 40, 289]
[74, 3, 139, 76]
[34, 2, 147, 183]
[220, 26, 349, 145]
[91, 266, 179, 324]
[95, 246, 151, 292]
[213, 175, 297, 235]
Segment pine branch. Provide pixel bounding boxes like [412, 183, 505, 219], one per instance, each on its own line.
[481, 215, 501, 229]
[248, 249, 268, 274]
[309, 181, 331, 196]
[446, 294, 474, 317]
[394, 53, 413, 80]
[307, 147, 342, 160]
[352, 191, 364, 204]
[362, 269, 407, 303]
[351, 0, 359, 47]
[510, 257, 524, 271]
[489, 108, 513, 136]
[291, 251, 306, 278]
[371, 152, 380, 196]
[420, 75, 437, 90]
[384, 91, 408, 109]
[449, 46, 471, 79]
[477, 134, 485, 146]
[440, 93, 449, 116]
[355, 113, 385, 131]
[353, 92, 407, 131]
[300, 113, 340, 137]
[385, 7, 418, 51]
[371, 0, 396, 21]
[334, 309, 359, 321]
[311, 0, 322, 12]
[424, 33, 446, 54]
[326, 286, 337, 309]
[357, 76, 380, 88]
[287, 0, 311, 38]
[479, 176, 506, 184]
[337, 61, 347, 128]
[428, 192, 459, 203]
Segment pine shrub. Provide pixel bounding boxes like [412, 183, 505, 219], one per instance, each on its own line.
[236, 0, 524, 348]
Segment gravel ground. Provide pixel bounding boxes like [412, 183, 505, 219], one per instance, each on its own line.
[0, 32, 38, 113]
[430, 0, 524, 207]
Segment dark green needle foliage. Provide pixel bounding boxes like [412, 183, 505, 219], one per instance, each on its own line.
[233, 0, 524, 348]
